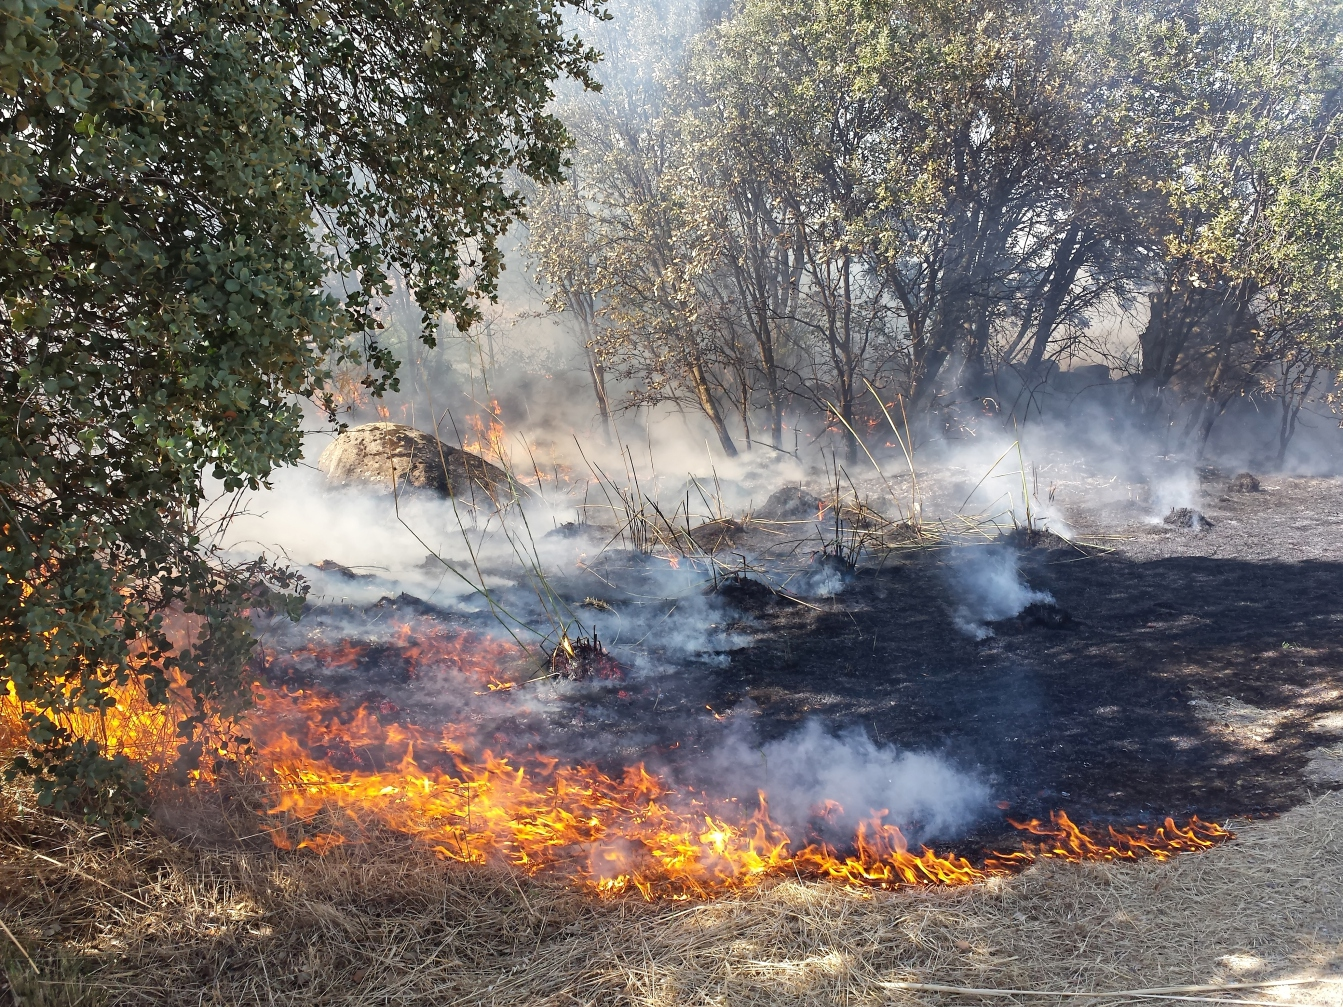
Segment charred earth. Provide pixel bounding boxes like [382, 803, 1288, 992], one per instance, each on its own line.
[262, 472, 1343, 867]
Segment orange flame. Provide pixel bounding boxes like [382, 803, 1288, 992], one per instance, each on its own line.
[1001, 810, 1230, 863]
[462, 400, 507, 464]
[1, 631, 1235, 900]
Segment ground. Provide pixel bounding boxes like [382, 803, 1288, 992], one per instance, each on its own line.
[248, 470, 1343, 850]
[4, 469, 1343, 1005]
[2, 782, 1341, 1005]
[509, 471, 1343, 856]
[712, 474, 1343, 844]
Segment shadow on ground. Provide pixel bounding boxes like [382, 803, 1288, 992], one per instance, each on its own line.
[709, 551, 1343, 844]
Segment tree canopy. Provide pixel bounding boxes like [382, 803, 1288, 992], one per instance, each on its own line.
[529, 0, 1343, 461]
[1, 0, 601, 818]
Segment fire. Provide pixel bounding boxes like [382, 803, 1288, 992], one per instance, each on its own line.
[269, 620, 523, 689]
[1002, 810, 1231, 862]
[462, 399, 507, 464]
[0, 629, 1235, 901]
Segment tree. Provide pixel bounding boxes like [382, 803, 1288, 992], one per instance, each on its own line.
[527, 0, 749, 457]
[525, 173, 614, 438]
[528, 0, 1343, 462]
[0, 0, 600, 819]
[1113, 0, 1343, 451]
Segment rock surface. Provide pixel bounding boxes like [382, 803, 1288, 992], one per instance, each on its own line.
[317, 422, 515, 503]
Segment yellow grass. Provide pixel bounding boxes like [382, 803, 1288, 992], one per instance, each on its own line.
[1, 782, 1340, 1006]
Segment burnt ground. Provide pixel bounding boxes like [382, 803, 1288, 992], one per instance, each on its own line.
[691, 471, 1343, 850]
[712, 552, 1342, 828]
[267, 470, 1343, 857]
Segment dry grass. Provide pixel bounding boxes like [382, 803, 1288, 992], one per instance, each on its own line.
[1, 787, 1341, 1007]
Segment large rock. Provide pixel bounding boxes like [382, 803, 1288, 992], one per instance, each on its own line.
[317, 423, 517, 503]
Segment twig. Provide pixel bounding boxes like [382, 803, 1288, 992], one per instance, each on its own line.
[866, 381, 922, 520]
[0, 911, 38, 974]
[773, 591, 826, 613]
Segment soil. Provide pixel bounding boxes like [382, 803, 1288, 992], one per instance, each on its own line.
[269, 472, 1343, 858]
[696, 473, 1343, 849]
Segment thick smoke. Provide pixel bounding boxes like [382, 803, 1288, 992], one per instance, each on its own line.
[214, 457, 753, 670]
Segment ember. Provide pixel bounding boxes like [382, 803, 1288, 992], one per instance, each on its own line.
[546, 630, 625, 681]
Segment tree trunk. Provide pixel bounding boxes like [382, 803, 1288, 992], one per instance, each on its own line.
[1024, 225, 1087, 374]
[756, 310, 783, 450]
[688, 353, 738, 457]
[1276, 365, 1318, 469]
[586, 347, 611, 441]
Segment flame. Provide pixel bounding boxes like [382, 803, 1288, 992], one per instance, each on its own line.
[270, 620, 523, 688]
[1002, 810, 1230, 863]
[462, 400, 507, 463]
[0, 629, 1235, 900]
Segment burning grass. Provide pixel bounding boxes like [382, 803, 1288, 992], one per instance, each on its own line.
[1, 784, 1340, 1006]
[0, 602, 1332, 1003]
[0, 671, 1234, 903]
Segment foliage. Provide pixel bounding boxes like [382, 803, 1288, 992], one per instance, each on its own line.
[0, 0, 600, 819]
[527, 0, 1343, 457]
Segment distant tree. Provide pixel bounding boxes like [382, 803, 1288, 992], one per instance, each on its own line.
[1252, 147, 1343, 465]
[524, 173, 614, 438]
[1112, 0, 1343, 451]
[527, 1, 748, 457]
[529, 0, 1343, 459]
[0, 0, 601, 819]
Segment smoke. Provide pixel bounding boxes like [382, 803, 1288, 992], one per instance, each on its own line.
[1146, 463, 1199, 520]
[946, 546, 1054, 639]
[213, 457, 753, 671]
[706, 718, 990, 846]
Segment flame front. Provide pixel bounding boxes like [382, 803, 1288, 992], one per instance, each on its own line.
[0, 627, 1234, 900]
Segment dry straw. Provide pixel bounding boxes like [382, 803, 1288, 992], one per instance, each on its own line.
[1, 785, 1341, 1006]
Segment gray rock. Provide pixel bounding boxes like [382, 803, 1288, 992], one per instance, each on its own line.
[316, 422, 517, 504]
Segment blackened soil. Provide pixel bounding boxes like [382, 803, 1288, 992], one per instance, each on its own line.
[710, 547, 1343, 845]
[273, 474, 1343, 855]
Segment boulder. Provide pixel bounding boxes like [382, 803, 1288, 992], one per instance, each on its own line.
[317, 423, 516, 503]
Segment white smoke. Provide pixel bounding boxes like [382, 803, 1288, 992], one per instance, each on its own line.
[1147, 463, 1199, 520]
[211, 459, 752, 670]
[708, 718, 990, 846]
[792, 560, 851, 598]
[946, 545, 1054, 639]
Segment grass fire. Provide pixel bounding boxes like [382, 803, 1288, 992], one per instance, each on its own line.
[6, 0, 1343, 1002]
[0, 659, 1235, 903]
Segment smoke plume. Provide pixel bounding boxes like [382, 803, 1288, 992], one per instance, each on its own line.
[946, 545, 1054, 639]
